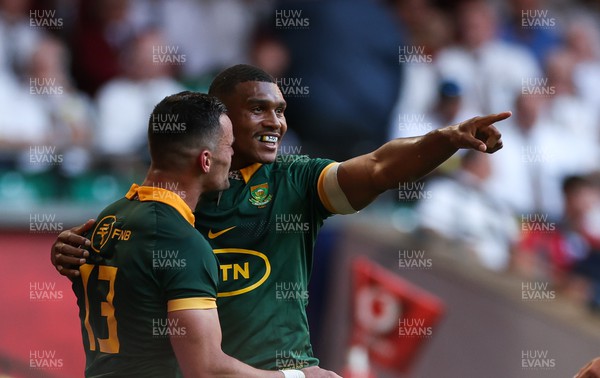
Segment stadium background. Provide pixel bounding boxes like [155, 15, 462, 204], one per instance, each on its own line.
[1, 0, 600, 377]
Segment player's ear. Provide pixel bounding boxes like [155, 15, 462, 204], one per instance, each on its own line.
[198, 150, 212, 174]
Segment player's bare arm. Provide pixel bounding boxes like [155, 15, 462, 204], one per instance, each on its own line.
[170, 308, 282, 377]
[171, 309, 341, 378]
[51, 219, 94, 278]
[337, 111, 511, 210]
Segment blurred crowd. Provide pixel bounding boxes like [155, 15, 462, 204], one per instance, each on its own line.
[0, 0, 600, 308]
[392, 0, 600, 313]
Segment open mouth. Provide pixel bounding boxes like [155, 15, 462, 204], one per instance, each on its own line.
[256, 135, 279, 145]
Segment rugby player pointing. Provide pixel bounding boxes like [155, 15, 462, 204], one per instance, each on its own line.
[52, 65, 509, 370]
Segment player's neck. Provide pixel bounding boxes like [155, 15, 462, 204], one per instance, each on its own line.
[142, 170, 201, 212]
[230, 156, 257, 171]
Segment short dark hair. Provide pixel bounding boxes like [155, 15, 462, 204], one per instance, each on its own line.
[208, 64, 275, 98]
[148, 91, 227, 168]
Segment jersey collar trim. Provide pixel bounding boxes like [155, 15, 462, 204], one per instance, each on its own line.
[125, 183, 195, 226]
[239, 163, 263, 183]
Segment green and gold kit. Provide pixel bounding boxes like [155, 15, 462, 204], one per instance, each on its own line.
[195, 156, 336, 370]
[72, 184, 219, 377]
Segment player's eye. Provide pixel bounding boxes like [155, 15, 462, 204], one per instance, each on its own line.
[275, 107, 285, 116]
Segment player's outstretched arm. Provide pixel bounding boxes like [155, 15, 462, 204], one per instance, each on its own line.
[574, 357, 600, 378]
[50, 219, 94, 279]
[337, 111, 511, 210]
[170, 309, 341, 378]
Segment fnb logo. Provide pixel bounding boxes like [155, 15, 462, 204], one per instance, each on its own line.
[91, 216, 132, 252]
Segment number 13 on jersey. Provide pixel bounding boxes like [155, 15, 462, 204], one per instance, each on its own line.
[80, 264, 120, 354]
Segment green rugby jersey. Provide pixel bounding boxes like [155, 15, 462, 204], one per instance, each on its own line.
[195, 155, 336, 370]
[72, 184, 220, 377]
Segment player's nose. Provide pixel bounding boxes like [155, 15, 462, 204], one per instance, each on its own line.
[262, 110, 282, 130]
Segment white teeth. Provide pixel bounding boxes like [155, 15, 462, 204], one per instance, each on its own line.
[259, 135, 278, 143]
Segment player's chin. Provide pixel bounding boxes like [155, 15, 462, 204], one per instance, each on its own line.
[207, 178, 230, 193]
[219, 180, 231, 190]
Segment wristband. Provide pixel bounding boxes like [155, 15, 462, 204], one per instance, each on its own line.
[280, 369, 305, 378]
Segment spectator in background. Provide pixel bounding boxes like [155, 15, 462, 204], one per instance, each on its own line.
[567, 16, 600, 120]
[563, 176, 600, 249]
[274, 0, 402, 161]
[436, 0, 540, 114]
[393, 79, 478, 139]
[544, 48, 600, 161]
[427, 80, 478, 131]
[95, 29, 184, 163]
[417, 150, 518, 271]
[514, 175, 600, 306]
[249, 27, 290, 80]
[71, 0, 136, 95]
[25, 35, 96, 178]
[0, 1, 49, 170]
[0, 71, 49, 167]
[389, 1, 454, 139]
[149, 0, 272, 85]
[568, 176, 600, 310]
[485, 93, 591, 220]
[0, 0, 41, 78]
[499, 0, 563, 65]
[0, 35, 97, 202]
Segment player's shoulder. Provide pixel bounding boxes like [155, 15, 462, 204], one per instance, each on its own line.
[98, 196, 130, 214]
[151, 201, 199, 235]
[268, 155, 336, 201]
[109, 198, 197, 242]
[153, 206, 211, 254]
[86, 197, 133, 235]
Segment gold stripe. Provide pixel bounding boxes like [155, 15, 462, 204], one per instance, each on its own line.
[168, 297, 216, 312]
[239, 163, 263, 183]
[317, 163, 337, 213]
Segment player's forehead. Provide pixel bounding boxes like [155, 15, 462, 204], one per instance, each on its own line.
[233, 81, 286, 106]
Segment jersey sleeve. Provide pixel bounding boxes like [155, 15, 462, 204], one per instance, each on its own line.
[286, 156, 336, 219]
[154, 232, 220, 312]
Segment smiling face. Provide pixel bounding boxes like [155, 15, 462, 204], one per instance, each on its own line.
[220, 81, 287, 170]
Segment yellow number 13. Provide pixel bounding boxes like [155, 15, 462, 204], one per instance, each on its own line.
[80, 264, 120, 353]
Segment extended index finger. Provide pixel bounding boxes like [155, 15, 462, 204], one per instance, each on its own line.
[475, 111, 512, 126]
